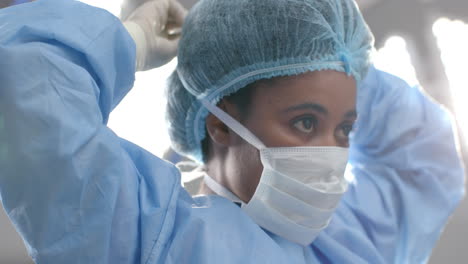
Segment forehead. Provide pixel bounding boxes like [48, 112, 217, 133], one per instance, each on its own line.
[251, 70, 357, 109]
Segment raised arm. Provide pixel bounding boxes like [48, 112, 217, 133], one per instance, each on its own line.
[324, 66, 465, 263]
[0, 0, 180, 262]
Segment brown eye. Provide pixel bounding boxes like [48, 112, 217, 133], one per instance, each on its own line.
[293, 117, 317, 134]
[341, 124, 353, 137]
[336, 123, 354, 145]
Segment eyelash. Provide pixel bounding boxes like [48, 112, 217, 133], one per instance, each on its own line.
[339, 123, 354, 137]
[291, 115, 317, 134]
[291, 117, 355, 139]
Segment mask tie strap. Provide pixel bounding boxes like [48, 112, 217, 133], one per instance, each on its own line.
[201, 99, 266, 150]
[203, 174, 243, 204]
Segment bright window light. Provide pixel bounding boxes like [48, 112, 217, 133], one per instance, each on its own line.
[85, 1, 176, 158]
[373, 36, 420, 87]
[78, 0, 122, 16]
[108, 59, 177, 157]
[433, 18, 468, 139]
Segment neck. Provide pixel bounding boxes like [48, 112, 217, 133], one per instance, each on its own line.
[204, 158, 227, 190]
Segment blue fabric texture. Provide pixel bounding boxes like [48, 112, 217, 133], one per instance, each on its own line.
[166, 0, 375, 161]
[0, 0, 464, 263]
[13, 0, 31, 5]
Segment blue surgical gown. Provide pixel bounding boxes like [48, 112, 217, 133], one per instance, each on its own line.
[0, 0, 465, 263]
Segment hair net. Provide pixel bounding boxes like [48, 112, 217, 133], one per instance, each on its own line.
[166, 0, 374, 161]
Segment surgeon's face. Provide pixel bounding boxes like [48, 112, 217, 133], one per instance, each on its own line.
[221, 70, 357, 203]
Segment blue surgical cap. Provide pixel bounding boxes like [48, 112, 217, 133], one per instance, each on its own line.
[166, 0, 374, 161]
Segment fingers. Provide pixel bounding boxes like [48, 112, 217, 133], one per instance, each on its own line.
[140, 36, 179, 70]
[120, 0, 149, 20]
[156, 37, 180, 61]
[168, 0, 187, 27]
[125, 0, 185, 69]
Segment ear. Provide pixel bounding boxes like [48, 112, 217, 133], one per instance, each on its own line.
[205, 100, 237, 147]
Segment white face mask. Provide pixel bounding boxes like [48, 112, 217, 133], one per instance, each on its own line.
[201, 99, 349, 246]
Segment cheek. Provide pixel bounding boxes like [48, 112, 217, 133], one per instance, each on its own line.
[246, 116, 299, 147]
[230, 139, 264, 202]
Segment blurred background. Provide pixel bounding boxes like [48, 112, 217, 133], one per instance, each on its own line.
[0, 0, 467, 263]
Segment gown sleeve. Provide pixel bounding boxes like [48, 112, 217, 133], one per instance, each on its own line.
[0, 1, 183, 263]
[319, 66, 466, 263]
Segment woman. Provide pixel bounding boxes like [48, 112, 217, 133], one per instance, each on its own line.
[0, 0, 464, 263]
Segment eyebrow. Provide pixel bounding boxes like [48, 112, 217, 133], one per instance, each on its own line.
[284, 103, 357, 119]
[283, 103, 328, 115]
[344, 110, 357, 119]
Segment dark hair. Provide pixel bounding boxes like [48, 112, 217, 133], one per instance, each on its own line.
[201, 82, 258, 163]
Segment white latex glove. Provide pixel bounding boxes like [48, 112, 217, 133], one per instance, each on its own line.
[120, 0, 148, 21]
[123, 0, 187, 71]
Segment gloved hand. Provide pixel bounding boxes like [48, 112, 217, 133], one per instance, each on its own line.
[123, 0, 187, 71]
[120, 0, 148, 21]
